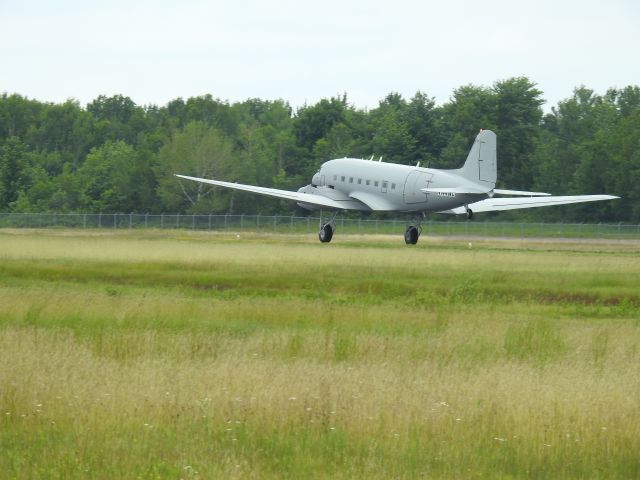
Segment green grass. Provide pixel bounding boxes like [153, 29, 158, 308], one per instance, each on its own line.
[1, 229, 639, 478]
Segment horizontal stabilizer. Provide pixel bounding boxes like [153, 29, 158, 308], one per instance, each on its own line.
[421, 186, 488, 195]
[442, 195, 620, 214]
[492, 189, 550, 196]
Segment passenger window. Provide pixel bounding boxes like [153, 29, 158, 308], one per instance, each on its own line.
[366, 180, 370, 186]
[374, 181, 379, 187]
[382, 181, 388, 189]
[391, 183, 396, 189]
[349, 177, 353, 183]
[341, 176, 345, 182]
[357, 178, 362, 184]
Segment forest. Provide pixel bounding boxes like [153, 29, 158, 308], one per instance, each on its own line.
[1, 77, 638, 222]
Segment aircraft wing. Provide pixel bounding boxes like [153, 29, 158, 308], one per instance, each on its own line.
[348, 191, 397, 210]
[492, 189, 550, 196]
[442, 195, 619, 214]
[175, 174, 346, 210]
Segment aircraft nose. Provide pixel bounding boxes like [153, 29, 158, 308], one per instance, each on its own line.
[312, 172, 322, 186]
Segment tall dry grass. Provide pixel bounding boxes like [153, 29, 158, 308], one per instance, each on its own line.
[0, 229, 639, 478]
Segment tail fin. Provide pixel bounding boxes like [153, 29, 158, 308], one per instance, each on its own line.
[458, 130, 496, 188]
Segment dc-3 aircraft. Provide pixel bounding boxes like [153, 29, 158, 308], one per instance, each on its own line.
[176, 130, 619, 244]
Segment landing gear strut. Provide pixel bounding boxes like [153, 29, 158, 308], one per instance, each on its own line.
[404, 213, 425, 245]
[465, 206, 474, 220]
[318, 210, 338, 243]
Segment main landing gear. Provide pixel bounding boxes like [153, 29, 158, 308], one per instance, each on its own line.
[465, 206, 474, 220]
[404, 213, 425, 245]
[318, 211, 338, 243]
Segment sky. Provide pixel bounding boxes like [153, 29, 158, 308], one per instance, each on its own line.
[1, 0, 639, 111]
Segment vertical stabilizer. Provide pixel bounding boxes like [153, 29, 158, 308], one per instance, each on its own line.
[458, 130, 496, 188]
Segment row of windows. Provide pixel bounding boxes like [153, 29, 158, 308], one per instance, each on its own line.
[333, 174, 396, 190]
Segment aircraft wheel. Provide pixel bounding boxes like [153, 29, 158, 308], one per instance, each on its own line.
[466, 208, 473, 220]
[404, 226, 419, 245]
[319, 224, 333, 243]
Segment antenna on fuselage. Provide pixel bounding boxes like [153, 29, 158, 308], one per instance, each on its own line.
[378, 156, 383, 162]
[369, 154, 374, 161]
[416, 161, 420, 167]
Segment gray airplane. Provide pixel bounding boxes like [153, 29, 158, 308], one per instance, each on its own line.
[176, 130, 618, 244]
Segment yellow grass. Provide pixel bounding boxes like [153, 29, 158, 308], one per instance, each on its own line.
[0, 229, 639, 478]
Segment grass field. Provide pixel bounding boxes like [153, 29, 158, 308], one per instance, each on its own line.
[1, 229, 639, 479]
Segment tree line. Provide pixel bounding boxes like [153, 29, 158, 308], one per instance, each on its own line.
[1, 77, 638, 222]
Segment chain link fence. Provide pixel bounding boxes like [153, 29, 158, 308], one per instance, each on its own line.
[0, 212, 639, 239]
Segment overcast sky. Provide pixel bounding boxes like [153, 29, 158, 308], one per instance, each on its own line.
[1, 0, 639, 111]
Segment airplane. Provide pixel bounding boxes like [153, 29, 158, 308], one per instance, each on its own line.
[176, 130, 619, 244]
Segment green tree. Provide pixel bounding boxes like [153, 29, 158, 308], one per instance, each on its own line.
[155, 122, 237, 213]
[492, 77, 544, 188]
[78, 141, 155, 212]
[0, 93, 43, 139]
[26, 100, 96, 169]
[88, 94, 146, 146]
[405, 92, 443, 165]
[367, 93, 416, 164]
[0, 136, 27, 209]
[438, 85, 495, 168]
[294, 96, 348, 151]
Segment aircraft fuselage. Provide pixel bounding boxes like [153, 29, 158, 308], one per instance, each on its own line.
[297, 158, 487, 213]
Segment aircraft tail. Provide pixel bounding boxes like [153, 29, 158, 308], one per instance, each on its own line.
[457, 130, 496, 189]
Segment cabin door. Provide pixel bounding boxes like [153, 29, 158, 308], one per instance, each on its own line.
[403, 171, 433, 204]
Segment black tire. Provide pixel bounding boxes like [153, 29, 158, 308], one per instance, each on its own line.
[319, 224, 333, 243]
[404, 226, 419, 245]
[466, 208, 473, 220]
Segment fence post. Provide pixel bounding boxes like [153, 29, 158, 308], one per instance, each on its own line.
[129, 213, 133, 229]
[192, 214, 195, 230]
[161, 213, 164, 229]
[113, 213, 117, 229]
[240, 214, 244, 229]
[176, 214, 180, 229]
